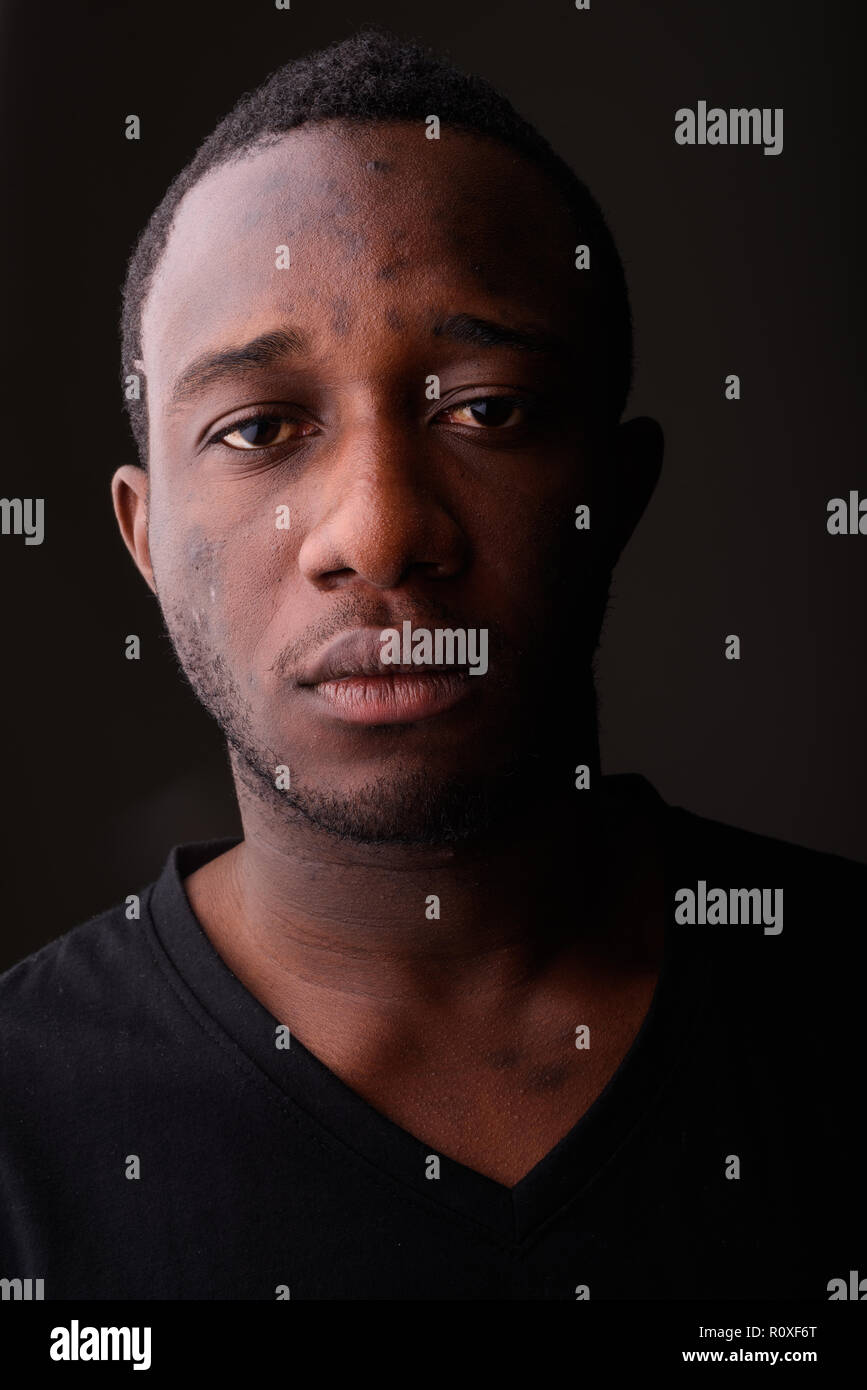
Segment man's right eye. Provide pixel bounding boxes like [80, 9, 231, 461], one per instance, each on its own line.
[211, 414, 315, 451]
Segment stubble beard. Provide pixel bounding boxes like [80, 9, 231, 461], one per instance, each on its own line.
[155, 596, 569, 847]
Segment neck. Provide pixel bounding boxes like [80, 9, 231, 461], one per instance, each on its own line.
[184, 763, 663, 1035]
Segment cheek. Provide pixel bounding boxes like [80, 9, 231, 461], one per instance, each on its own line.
[477, 483, 583, 596]
[155, 524, 226, 622]
[211, 529, 289, 661]
[151, 509, 282, 655]
[466, 471, 602, 659]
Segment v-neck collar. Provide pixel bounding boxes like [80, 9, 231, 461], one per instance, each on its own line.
[144, 781, 705, 1248]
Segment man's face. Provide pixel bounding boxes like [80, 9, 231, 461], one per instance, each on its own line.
[126, 120, 620, 843]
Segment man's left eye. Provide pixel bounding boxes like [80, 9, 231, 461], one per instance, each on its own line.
[443, 398, 528, 428]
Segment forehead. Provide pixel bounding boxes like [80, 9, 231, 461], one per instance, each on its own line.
[141, 120, 583, 390]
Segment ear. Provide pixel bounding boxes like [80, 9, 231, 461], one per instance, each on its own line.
[603, 416, 663, 568]
[111, 464, 156, 595]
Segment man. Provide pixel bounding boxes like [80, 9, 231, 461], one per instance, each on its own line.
[1, 27, 863, 1301]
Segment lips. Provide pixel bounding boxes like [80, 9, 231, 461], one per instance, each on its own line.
[297, 627, 469, 686]
[297, 626, 475, 726]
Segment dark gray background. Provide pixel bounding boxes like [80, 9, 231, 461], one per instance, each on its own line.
[1, 0, 864, 970]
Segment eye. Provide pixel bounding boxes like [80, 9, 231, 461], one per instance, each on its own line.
[211, 413, 315, 451]
[441, 397, 529, 429]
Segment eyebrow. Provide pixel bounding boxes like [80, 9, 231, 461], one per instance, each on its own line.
[168, 313, 570, 408]
[431, 312, 570, 357]
[169, 328, 309, 408]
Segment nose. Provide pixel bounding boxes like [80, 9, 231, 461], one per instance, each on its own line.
[297, 413, 469, 591]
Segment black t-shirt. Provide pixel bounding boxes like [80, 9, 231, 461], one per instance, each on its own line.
[1, 779, 864, 1300]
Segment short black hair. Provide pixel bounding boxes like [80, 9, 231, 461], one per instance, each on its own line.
[120, 25, 633, 465]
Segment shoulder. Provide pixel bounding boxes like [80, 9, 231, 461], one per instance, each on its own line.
[664, 800, 867, 1031]
[666, 799, 867, 903]
[0, 890, 161, 1058]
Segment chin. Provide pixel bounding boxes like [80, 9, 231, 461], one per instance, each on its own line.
[226, 716, 534, 847]
[286, 769, 505, 846]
